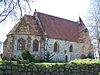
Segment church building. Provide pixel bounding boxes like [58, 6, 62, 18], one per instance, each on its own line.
[3, 10, 91, 61]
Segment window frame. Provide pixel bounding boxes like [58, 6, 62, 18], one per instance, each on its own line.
[53, 42, 59, 52]
[69, 45, 73, 52]
[33, 39, 39, 51]
[17, 38, 26, 50]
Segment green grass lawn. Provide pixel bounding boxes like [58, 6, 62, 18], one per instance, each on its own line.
[0, 58, 100, 65]
[69, 58, 100, 64]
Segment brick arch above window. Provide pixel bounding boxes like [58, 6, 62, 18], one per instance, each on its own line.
[17, 38, 26, 50]
[53, 42, 59, 52]
[33, 39, 39, 51]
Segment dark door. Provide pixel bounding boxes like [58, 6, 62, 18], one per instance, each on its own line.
[65, 55, 68, 62]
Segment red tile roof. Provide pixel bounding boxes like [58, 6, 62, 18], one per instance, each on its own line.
[37, 12, 82, 42]
[25, 15, 42, 35]
[8, 11, 87, 42]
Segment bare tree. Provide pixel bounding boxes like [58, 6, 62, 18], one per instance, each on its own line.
[0, 0, 34, 23]
[88, 0, 100, 59]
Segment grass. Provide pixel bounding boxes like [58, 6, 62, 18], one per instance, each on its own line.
[0, 58, 100, 65]
[0, 58, 2, 61]
[69, 58, 100, 64]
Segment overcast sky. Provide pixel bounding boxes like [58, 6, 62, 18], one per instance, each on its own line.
[32, 0, 90, 20]
[0, 0, 90, 42]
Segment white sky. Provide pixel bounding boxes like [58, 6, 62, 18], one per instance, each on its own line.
[0, 0, 90, 42]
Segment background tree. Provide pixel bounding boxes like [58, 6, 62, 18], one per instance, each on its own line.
[0, 0, 35, 23]
[88, 0, 100, 59]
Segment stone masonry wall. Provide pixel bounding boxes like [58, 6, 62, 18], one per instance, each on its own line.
[13, 34, 41, 58]
[0, 62, 99, 75]
[4, 34, 89, 62]
[13, 35, 85, 61]
[46, 38, 83, 61]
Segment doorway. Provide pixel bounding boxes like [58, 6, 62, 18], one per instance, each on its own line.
[65, 55, 68, 62]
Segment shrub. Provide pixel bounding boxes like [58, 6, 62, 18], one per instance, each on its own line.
[22, 48, 34, 62]
[87, 52, 94, 59]
[2, 56, 7, 60]
[80, 54, 86, 59]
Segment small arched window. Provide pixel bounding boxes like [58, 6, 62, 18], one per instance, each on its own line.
[17, 38, 26, 50]
[33, 40, 39, 51]
[54, 42, 59, 52]
[69, 45, 73, 52]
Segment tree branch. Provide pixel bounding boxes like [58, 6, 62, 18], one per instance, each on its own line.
[0, 3, 14, 23]
[17, 0, 22, 18]
[0, 0, 13, 17]
[26, 0, 31, 14]
[0, 0, 33, 23]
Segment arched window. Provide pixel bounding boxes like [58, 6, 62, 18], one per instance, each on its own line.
[54, 42, 59, 52]
[69, 45, 73, 52]
[27, 37, 31, 48]
[17, 38, 26, 50]
[33, 40, 39, 51]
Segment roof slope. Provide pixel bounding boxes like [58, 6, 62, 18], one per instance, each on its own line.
[7, 11, 86, 42]
[37, 12, 80, 42]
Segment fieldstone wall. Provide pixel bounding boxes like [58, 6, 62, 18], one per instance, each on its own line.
[13, 35, 41, 58]
[3, 34, 91, 62]
[46, 38, 83, 61]
[0, 62, 100, 75]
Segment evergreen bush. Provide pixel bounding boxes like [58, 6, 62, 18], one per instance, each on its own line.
[22, 48, 34, 62]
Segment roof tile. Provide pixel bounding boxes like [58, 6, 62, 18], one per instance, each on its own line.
[37, 12, 80, 42]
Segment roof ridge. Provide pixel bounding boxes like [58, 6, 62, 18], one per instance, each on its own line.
[37, 12, 78, 24]
[25, 14, 33, 17]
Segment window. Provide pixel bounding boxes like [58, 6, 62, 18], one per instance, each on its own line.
[69, 45, 73, 52]
[54, 42, 59, 52]
[17, 38, 26, 50]
[27, 37, 31, 48]
[33, 40, 39, 51]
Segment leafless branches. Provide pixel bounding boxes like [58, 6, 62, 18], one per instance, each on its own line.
[88, 0, 100, 50]
[0, 0, 34, 23]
